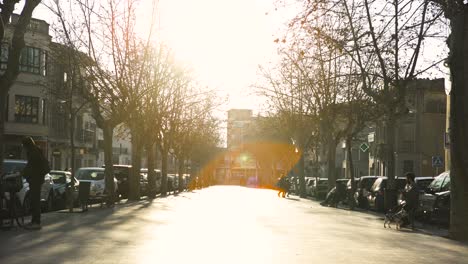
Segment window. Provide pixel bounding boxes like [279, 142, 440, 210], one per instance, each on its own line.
[0, 42, 8, 70]
[425, 99, 446, 114]
[403, 160, 414, 174]
[19, 46, 47, 76]
[5, 94, 8, 121]
[15, 95, 39, 123]
[42, 99, 46, 124]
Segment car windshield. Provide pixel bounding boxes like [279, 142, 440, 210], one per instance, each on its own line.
[76, 169, 104, 180]
[317, 180, 327, 186]
[50, 173, 67, 184]
[428, 175, 445, 191]
[416, 179, 434, 190]
[2, 161, 26, 175]
[441, 174, 451, 192]
[371, 178, 384, 191]
[361, 178, 378, 190]
[113, 167, 130, 180]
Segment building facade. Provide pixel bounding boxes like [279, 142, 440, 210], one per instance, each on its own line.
[3, 15, 51, 159]
[369, 79, 446, 177]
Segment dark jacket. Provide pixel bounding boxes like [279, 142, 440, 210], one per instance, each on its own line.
[403, 182, 419, 210]
[22, 138, 49, 185]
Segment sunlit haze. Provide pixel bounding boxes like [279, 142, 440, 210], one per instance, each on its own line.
[156, 0, 289, 114]
[31, 0, 293, 116]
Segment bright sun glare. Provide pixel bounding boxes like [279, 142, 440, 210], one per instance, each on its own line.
[33, 0, 291, 112]
[156, 0, 287, 111]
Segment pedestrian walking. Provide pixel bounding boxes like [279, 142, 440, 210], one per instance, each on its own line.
[402, 172, 419, 230]
[22, 137, 50, 230]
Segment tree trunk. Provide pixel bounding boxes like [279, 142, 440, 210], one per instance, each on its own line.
[384, 114, 397, 211]
[0, 91, 7, 175]
[103, 123, 115, 205]
[298, 152, 306, 198]
[345, 136, 356, 210]
[129, 130, 141, 200]
[326, 139, 337, 190]
[178, 157, 184, 192]
[161, 148, 168, 196]
[147, 143, 156, 198]
[68, 109, 76, 211]
[448, 5, 468, 241]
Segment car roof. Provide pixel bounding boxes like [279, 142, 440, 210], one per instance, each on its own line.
[77, 167, 105, 171]
[3, 159, 27, 163]
[415, 176, 434, 180]
[112, 164, 132, 168]
[50, 170, 71, 174]
[360, 176, 381, 179]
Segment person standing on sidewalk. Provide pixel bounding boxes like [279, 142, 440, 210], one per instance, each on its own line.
[22, 137, 50, 230]
[403, 172, 419, 230]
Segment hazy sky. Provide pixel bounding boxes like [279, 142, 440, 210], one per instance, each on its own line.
[31, 0, 293, 117]
[156, 0, 292, 115]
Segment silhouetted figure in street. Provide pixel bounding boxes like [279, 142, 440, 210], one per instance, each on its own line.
[402, 172, 419, 230]
[22, 137, 50, 230]
[276, 175, 290, 198]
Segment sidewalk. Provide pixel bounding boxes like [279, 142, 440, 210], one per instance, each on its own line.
[298, 194, 450, 238]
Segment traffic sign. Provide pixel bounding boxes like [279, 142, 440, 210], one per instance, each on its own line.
[360, 143, 370, 152]
[432, 156, 443, 168]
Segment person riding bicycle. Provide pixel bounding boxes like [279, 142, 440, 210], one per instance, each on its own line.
[22, 137, 50, 230]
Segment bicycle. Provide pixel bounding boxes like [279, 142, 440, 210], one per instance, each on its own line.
[1, 176, 25, 229]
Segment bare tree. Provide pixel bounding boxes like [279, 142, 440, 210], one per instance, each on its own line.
[290, 0, 444, 209]
[0, 0, 42, 172]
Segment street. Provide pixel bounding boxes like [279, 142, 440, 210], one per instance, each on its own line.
[1, 186, 467, 264]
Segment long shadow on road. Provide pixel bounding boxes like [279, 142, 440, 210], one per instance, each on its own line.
[0, 197, 168, 264]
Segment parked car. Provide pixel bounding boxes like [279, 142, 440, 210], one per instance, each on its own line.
[167, 174, 175, 192]
[140, 168, 162, 194]
[75, 167, 118, 201]
[48, 170, 79, 209]
[431, 190, 450, 225]
[415, 176, 435, 191]
[354, 176, 380, 209]
[419, 171, 450, 222]
[111, 165, 131, 199]
[397, 176, 435, 204]
[1, 159, 54, 213]
[367, 177, 407, 212]
[305, 177, 315, 196]
[311, 178, 328, 199]
[182, 174, 191, 191]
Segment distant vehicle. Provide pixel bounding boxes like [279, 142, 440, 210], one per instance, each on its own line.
[167, 174, 175, 192]
[76, 167, 118, 201]
[48, 170, 79, 210]
[305, 177, 315, 196]
[111, 165, 131, 199]
[311, 178, 328, 199]
[1, 159, 54, 213]
[367, 177, 407, 212]
[323, 179, 349, 207]
[354, 176, 380, 209]
[140, 168, 162, 194]
[182, 174, 190, 191]
[419, 171, 450, 222]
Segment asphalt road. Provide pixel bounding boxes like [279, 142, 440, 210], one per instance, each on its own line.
[1, 186, 467, 264]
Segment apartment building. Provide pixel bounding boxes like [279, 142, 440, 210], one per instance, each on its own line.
[2, 15, 51, 159]
[369, 78, 446, 177]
